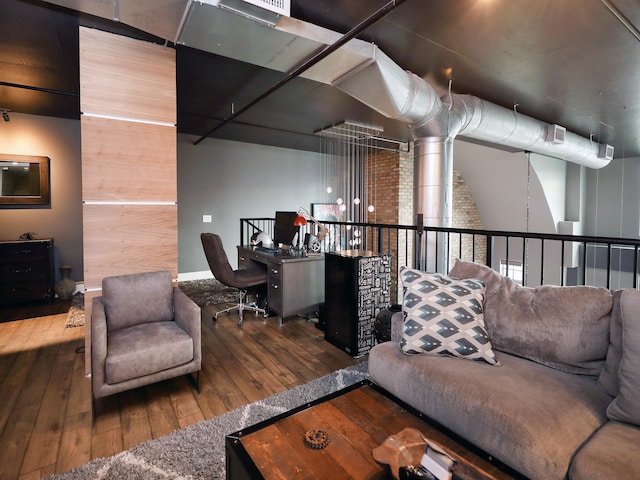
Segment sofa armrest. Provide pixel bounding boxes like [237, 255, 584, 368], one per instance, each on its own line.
[91, 296, 108, 395]
[391, 311, 404, 343]
[174, 287, 202, 365]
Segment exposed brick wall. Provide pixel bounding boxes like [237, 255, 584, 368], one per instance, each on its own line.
[450, 170, 487, 268]
[365, 143, 485, 280]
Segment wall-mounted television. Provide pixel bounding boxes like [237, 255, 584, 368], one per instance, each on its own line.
[273, 211, 299, 246]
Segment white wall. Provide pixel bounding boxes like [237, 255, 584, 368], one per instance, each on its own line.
[178, 135, 324, 274]
[585, 157, 640, 238]
[0, 113, 83, 283]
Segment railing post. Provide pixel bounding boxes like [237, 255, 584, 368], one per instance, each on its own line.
[415, 213, 424, 270]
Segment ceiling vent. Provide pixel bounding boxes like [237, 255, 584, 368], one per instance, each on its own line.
[208, 0, 289, 25]
[545, 124, 566, 144]
[599, 143, 615, 160]
[243, 0, 290, 16]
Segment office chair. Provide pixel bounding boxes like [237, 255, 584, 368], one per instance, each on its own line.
[201, 232, 268, 326]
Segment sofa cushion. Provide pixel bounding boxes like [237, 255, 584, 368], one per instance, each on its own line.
[369, 342, 612, 480]
[598, 289, 623, 396]
[105, 321, 194, 384]
[606, 288, 640, 427]
[569, 421, 640, 480]
[399, 267, 499, 366]
[103, 270, 174, 332]
[448, 259, 612, 375]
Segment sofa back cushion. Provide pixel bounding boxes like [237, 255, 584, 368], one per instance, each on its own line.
[448, 259, 612, 376]
[102, 270, 174, 331]
[606, 288, 640, 427]
[598, 289, 623, 396]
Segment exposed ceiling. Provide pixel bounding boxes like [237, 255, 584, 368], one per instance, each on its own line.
[2, 0, 640, 159]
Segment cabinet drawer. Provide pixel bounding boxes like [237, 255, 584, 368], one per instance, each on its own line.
[0, 242, 50, 262]
[0, 282, 52, 303]
[0, 262, 50, 282]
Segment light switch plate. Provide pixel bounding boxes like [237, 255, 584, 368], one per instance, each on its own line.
[203, 214, 212, 223]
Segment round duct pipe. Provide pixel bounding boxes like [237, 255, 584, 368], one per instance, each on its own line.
[414, 136, 453, 273]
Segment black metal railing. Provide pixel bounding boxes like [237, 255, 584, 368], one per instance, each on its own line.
[241, 217, 640, 303]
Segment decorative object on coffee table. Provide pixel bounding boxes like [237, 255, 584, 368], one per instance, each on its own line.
[303, 428, 330, 449]
[373, 427, 427, 480]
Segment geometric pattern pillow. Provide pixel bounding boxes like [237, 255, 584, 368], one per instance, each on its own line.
[399, 267, 500, 366]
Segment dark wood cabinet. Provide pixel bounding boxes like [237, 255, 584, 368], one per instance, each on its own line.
[0, 239, 55, 305]
[324, 250, 391, 357]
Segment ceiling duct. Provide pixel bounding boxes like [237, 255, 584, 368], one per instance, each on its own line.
[179, 1, 615, 167]
[43, 0, 613, 167]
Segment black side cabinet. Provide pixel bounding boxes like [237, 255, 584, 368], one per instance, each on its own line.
[0, 239, 55, 305]
[324, 250, 391, 357]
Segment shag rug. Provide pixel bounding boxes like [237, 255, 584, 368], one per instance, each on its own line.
[177, 278, 240, 308]
[63, 279, 239, 328]
[46, 362, 370, 479]
[64, 293, 85, 328]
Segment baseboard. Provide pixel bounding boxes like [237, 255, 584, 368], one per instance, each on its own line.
[177, 271, 214, 282]
[72, 273, 213, 294]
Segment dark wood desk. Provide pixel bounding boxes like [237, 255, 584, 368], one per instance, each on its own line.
[237, 246, 324, 325]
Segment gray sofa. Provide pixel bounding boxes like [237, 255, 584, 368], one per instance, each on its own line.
[369, 259, 640, 480]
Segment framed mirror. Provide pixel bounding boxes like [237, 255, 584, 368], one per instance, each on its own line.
[0, 154, 50, 207]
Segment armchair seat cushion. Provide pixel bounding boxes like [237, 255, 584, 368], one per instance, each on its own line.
[105, 321, 194, 385]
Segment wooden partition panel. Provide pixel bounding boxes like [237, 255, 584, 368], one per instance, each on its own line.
[79, 27, 176, 123]
[81, 116, 177, 202]
[82, 204, 178, 289]
[80, 27, 177, 373]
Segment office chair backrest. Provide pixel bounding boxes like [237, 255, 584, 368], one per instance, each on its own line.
[201, 233, 236, 286]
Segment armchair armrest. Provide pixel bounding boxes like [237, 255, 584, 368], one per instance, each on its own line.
[91, 296, 108, 394]
[173, 287, 202, 365]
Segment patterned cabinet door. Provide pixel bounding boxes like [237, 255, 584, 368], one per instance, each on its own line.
[325, 250, 391, 357]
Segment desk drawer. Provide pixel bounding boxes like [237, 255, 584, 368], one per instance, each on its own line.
[267, 265, 282, 311]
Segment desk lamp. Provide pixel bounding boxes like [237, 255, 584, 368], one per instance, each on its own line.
[296, 207, 328, 253]
[293, 214, 307, 250]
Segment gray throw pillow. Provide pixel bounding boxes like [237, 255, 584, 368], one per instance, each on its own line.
[449, 259, 612, 375]
[606, 288, 640, 426]
[399, 267, 499, 366]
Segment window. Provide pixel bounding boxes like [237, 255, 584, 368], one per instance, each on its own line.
[500, 260, 523, 285]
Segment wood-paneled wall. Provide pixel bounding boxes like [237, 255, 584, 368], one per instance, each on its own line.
[80, 27, 178, 373]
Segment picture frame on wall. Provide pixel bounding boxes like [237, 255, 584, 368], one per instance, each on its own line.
[311, 203, 344, 222]
[311, 203, 345, 251]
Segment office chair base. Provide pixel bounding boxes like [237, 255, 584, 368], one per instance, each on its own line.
[214, 290, 268, 326]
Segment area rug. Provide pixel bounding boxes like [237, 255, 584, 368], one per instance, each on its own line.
[62, 279, 239, 329]
[177, 278, 239, 308]
[64, 293, 85, 328]
[46, 361, 370, 479]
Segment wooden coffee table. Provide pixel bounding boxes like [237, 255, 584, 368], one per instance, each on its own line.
[226, 380, 522, 479]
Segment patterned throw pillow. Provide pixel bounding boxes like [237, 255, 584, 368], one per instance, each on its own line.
[399, 267, 499, 366]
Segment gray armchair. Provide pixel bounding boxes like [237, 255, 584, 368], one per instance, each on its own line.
[91, 270, 201, 413]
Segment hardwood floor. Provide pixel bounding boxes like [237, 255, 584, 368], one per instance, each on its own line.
[0, 304, 363, 480]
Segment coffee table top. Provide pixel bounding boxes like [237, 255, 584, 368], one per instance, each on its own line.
[226, 380, 519, 480]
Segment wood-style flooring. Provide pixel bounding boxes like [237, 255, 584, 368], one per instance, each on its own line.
[0, 303, 363, 480]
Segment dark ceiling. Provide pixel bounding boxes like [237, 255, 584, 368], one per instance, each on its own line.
[3, 0, 640, 158]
